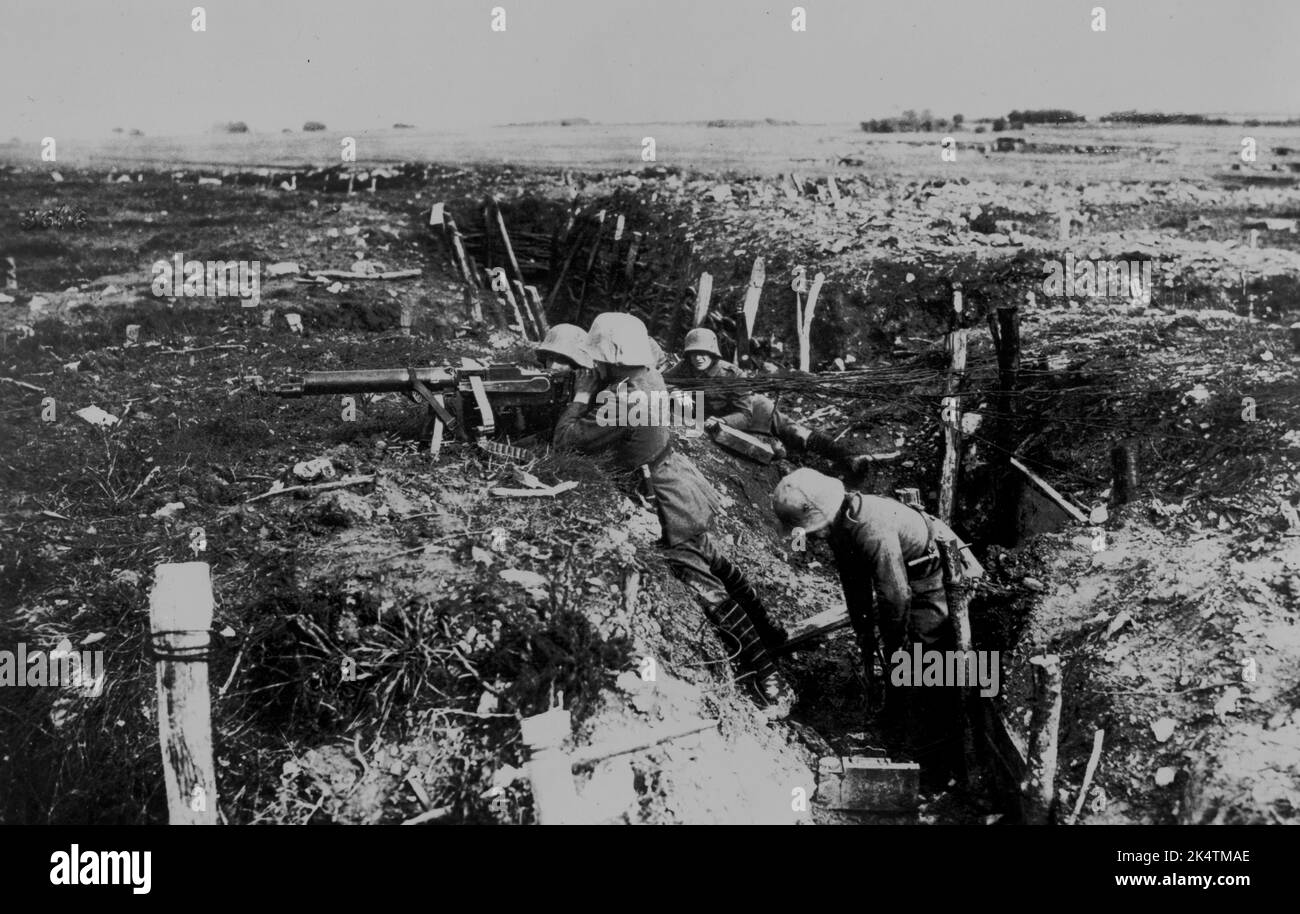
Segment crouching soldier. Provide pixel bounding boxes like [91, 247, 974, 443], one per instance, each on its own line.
[554, 312, 796, 717]
[534, 323, 593, 374]
[664, 328, 892, 475]
[772, 468, 962, 771]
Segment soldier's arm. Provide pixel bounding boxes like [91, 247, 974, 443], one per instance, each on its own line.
[856, 526, 912, 642]
[836, 548, 875, 639]
[553, 399, 624, 452]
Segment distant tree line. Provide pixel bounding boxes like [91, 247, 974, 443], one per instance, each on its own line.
[1007, 109, 1085, 124]
[860, 110, 962, 133]
[1100, 110, 1232, 125]
[861, 109, 1085, 133]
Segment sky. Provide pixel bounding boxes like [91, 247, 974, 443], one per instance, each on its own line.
[3, 0, 1297, 140]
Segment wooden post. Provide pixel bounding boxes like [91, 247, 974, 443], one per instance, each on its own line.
[150, 562, 218, 825]
[575, 210, 608, 319]
[827, 175, 842, 208]
[490, 268, 536, 340]
[995, 303, 1020, 418]
[737, 256, 765, 367]
[798, 272, 825, 372]
[545, 220, 593, 319]
[1021, 654, 1062, 824]
[608, 214, 625, 285]
[463, 287, 484, 325]
[442, 214, 479, 289]
[481, 201, 496, 272]
[1110, 439, 1138, 505]
[520, 708, 584, 825]
[623, 231, 643, 286]
[938, 327, 968, 525]
[692, 272, 713, 327]
[488, 196, 527, 291]
[512, 278, 547, 336]
[937, 538, 979, 788]
[524, 286, 548, 335]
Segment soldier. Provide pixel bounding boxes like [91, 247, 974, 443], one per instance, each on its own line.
[534, 323, 594, 373]
[554, 312, 796, 717]
[664, 328, 892, 475]
[771, 468, 964, 770]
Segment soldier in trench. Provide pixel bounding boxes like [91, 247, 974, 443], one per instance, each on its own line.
[772, 467, 966, 777]
[663, 328, 895, 476]
[553, 312, 797, 718]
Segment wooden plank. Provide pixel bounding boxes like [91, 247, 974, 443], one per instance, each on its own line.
[774, 603, 851, 654]
[150, 563, 218, 825]
[1008, 457, 1088, 524]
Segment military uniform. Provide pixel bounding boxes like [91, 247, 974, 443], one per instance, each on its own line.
[665, 357, 866, 471]
[826, 492, 959, 770]
[554, 366, 787, 692]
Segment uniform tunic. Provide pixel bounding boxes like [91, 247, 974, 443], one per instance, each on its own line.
[664, 359, 776, 433]
[553, 367, 719, 547]
[827, 492, 952, 654]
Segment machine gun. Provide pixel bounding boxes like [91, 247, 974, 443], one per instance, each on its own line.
[272, 364, 573, 458]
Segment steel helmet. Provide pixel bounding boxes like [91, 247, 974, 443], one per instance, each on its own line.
[683, 327, 722, 359]
[585, 312, 655, 368]
[535, 323, 593, 369]
[772, 468, 845, 534]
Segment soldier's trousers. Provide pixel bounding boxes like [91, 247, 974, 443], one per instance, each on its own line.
[770, 410, 862, 471]
[661, 532, 783, 686]
[879, 568, 961, 774]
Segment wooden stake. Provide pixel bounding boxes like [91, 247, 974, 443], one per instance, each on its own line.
[575, 210, 608, 317]
[798, 272, 825, 372]
[545, 219, 593, 319]
[490, 268, 536, 340]
[692, 272, 713, 327]
[623, 231, 643, 286]
[150, 562, 218, 825]
[995, 303, 1020, 418]
[1021, 654, 1063, 824]
[524, 285, 548, 335]
[938, 538, 979, 788]
[442, 214, 478, 288]
[1067, 728, 1105, 825]
[938, 328, 968, 524]
[737, 256, 765, 366]
[488, 196, 527, 291]
[1110, 439, 1138, 505]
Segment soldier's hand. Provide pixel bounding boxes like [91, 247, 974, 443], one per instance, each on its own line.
[572, 368, 598, 399]
[704, 417, 721, 433]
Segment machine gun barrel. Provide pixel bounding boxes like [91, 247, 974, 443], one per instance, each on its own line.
[274, 368, 458, 398]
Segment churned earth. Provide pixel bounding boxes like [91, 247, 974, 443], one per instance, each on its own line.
[1, 127, 1297, 823]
